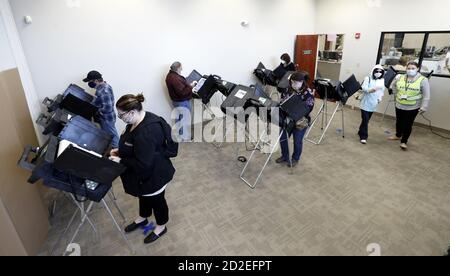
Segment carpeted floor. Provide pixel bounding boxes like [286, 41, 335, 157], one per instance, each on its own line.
[38, 102, 450, 256]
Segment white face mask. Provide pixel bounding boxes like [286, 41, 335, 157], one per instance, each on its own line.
[292, 81, 304, 91]
[374, 72, 383, 79]
[407, 69, 418, 77]
[120, 111, 136, 125]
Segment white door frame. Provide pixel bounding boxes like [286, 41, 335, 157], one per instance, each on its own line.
[0, 0, 43, 145]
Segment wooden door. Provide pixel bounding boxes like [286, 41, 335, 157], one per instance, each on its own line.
[295, 35, 319, 87]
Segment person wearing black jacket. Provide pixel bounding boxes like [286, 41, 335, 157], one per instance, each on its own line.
[110, 94, 175, 244]
[273, 53, 297, 80]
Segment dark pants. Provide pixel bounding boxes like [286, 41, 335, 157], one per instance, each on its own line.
[280, 127, 307, 162]
[139, 191, 169, 226]
[395, 108, 419, 144]
[358, 110, 374, 140]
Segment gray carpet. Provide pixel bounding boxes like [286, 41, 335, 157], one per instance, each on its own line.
[38, 102, 450, 256]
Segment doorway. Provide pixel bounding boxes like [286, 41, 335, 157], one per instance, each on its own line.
[295, 34, 345, 82]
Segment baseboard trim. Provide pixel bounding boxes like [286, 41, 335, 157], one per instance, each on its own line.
[346, 105, 450, 135]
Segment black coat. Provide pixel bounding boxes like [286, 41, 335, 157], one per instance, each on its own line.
[119, 112, 176, 197]
[273, 62, 296, 80]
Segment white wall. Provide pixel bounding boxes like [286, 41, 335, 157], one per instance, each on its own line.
[316, 0, 450, 131]
[10, 0, 316, 131]
[0, 11, 16, 71]
[1, 0, 43, 144]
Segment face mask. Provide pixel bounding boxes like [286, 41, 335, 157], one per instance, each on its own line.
[88, 81, 97, 89]
[292, 81, 304, 91]
[407, 69, 418, 77]
[120, 111, 136, 125]
[374, 72, 383, 79]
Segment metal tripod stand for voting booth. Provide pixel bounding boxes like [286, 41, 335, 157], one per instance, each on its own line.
[305, 79, 345, 145]
[240, 128, 283, 189]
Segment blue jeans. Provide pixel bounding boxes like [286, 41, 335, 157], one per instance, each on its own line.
[280, 127, 307, 162]
[172, 100, 192, 141]
[100, 118, 120, 149]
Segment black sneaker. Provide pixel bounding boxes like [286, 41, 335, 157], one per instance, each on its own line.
[125, 219, 148, 233]
[144, 227, 168, 244]
[276, 157, 288, 164]
[288, 160, 298, 168]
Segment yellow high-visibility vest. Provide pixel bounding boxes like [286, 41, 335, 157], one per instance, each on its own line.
[396, 75, 425, 106]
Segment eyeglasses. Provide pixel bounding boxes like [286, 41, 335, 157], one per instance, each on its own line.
[118, 110, 132, 119]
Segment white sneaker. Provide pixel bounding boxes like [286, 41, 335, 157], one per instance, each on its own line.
[360, 140, 367, 144]
[400, 143, 408, 150]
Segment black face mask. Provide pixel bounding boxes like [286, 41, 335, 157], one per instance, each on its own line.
[88, 81, 96, 89]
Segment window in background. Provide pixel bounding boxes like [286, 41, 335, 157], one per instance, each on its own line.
[377, 31, 450, 78]
[378, 33, 425, 72]
[422, 33, 450, 75]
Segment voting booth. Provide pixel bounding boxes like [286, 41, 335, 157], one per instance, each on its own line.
[305, 75, 361, 145]
[239, 91, 312, 189]
[44, 84, 97, 120]
[38, 84, 99, 136]
[19, 115, 133, 255]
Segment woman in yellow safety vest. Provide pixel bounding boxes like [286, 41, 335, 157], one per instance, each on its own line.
[389, 61, 431, 150]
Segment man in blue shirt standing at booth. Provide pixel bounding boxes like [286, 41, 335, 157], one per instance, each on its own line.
[83, 70, 120, 149]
